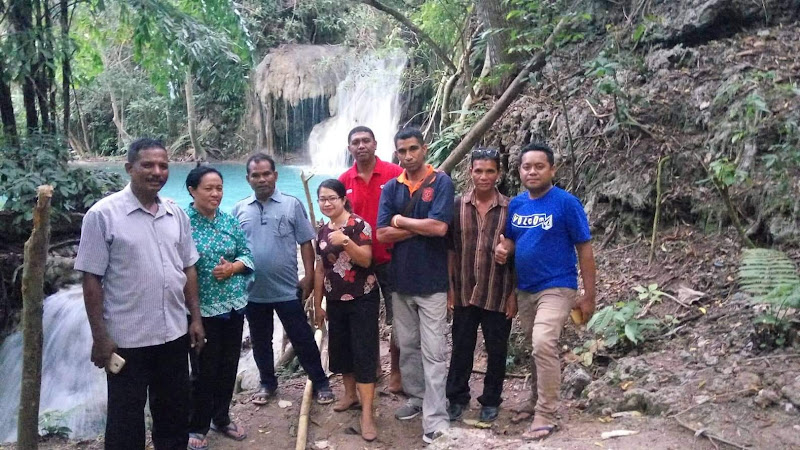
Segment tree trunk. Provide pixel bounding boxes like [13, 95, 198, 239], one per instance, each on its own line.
[72, 84, 92, 151]
[475, 0, 518, 92]
[17, 185, 54, 449]
[33, 0, 53, 133]
[61, 0, 71, 134]
[0, 59, 20, 146]
[439, 19, 567, 174]
[10, 0, 40, 133]
[43, 0, 57, 134]
[185, 69, 205, 160]
[108, 86, 130, 144]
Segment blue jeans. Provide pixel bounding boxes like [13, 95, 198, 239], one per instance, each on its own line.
[246, 298, 329, 392]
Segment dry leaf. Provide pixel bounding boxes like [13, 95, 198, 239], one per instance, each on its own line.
[601, 430, 640, 439]
[620, 380, 634, 390]
[611, 411, 642, 418]
[462, 419, 493, 429]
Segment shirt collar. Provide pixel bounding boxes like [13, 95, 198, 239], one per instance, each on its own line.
[187, 203, 219, 223]
[246, 188, 283, 205]
[397, 164, 435, 185]
[463, 187, 508, 209]
[347, 156, 388, 180]
[121, 184, 172, 216]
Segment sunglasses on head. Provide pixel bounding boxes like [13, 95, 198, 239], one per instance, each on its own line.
[470, 148, 500, 161]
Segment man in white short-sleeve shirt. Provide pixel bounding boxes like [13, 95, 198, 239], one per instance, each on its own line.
[75, 138, 204, 450]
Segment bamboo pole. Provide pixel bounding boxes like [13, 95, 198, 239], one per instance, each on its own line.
[18, 185, 54, 449]
[296, 328, 323, 450]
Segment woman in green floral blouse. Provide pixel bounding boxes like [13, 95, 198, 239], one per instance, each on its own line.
[185, 166, 254, 450]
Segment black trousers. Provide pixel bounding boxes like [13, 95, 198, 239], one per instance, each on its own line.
[106, 334, 190, 450]
[189, 312, 244, 435]
[373, 262, 394, 324]
[327, 290, 380, 383]
[446, 305, 512, 407]
[246, 297, 329, 392]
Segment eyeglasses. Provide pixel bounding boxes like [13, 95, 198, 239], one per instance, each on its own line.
[317, 196, 342, 204]
[470, 148, 500, 161]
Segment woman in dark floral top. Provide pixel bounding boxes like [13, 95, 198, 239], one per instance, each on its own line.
[313, 179, 380, 442]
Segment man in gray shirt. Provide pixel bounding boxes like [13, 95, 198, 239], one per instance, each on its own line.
[75, 138, 204, 450]
[232, 153, 333, 405]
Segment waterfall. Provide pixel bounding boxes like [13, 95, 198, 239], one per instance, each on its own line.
[307, 51, 407, 170]
[0, 286, 106, 442]
[0, 285, 284, 443]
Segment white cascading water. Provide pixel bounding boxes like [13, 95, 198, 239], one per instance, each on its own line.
[0, 286, 106, 442]
[0, 286, 285, 443]
[307, 50, 407, 170]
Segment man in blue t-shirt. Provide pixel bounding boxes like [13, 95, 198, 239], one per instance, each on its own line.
[377, 127, 454, 444]
[495, 142, 596, 440]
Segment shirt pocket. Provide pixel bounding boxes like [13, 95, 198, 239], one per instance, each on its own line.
[275, 216, 292, 238]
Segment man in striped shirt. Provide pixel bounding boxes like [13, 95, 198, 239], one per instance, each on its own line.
[445, 148, 517, 424]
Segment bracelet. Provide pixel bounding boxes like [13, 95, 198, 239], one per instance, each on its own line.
[392, 215, 399, 228]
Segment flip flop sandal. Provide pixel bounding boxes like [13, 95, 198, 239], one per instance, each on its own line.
[315, 389, 335, 405]
[210, 422, 247, 441]
[251, 386, 275, 406]
[188, 433, 209, 450]
[522, 424, 559, 441]
[333, 399, 362, 412]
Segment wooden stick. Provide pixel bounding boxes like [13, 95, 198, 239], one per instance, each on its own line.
[674, 416, 751, 449]
[296, 328, 324, 450]
[300, 170, 317, 231]
[648, 155, 670, 265]
[18, 185, 54, 449]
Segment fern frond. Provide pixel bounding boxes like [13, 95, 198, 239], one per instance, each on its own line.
[739, 249, 800, 300]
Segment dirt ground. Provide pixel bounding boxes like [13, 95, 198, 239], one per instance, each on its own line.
[4, 232, 799, 450]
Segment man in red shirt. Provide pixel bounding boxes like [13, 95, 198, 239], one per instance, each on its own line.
[339, 126, 404, 393]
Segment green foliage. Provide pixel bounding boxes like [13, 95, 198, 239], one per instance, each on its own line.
[38, 410, 72, 439]
[414, 0, 470, 52]
[633, 283, 667, 303]
[505, 0, 588, 55]
[708, 158, 747, 188]
[427, 105, 486, 166]
[739, 248, 800, 347]
[586, 299, 660, 348]
[585, 51, 637, 132]
[0, 135, 124, 227]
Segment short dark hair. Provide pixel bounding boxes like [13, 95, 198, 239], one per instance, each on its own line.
[128, 137, 166, 163]
[519, 142, 555, 166]
[348, 126, 375, 143]
[185, 165, 223, 197]
[246, 152, 276, 174]
[394, 127, 424, 146]
[317, 178, 352, 213]
[470, 147, 500, 170]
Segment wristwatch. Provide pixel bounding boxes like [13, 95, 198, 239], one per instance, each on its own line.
[342, 237, 350, 247]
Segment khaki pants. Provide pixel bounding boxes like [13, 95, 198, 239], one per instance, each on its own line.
[516, 288, 577, 421]
[393, 292, 450, 434]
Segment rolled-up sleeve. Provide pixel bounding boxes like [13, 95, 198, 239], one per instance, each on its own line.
[74, 209, 109, 276]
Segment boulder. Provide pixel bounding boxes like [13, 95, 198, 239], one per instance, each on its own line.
[562, 364, 593, 399]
